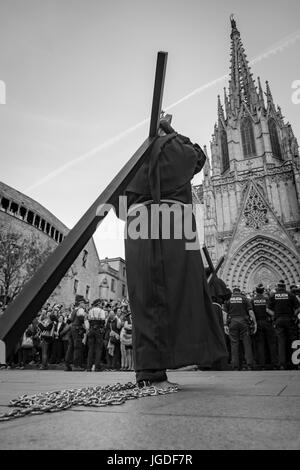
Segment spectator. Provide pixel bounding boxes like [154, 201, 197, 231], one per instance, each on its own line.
[49, 314, 65, 364]
[17, 328, 34, 369]
[60, 316, 72, 362]
[105, 309, 122, 370]
[65, 295, 87, 371]
[86, 299, 106, 371]
[120, 313, 133, 370]
[38, 311, 56, 370]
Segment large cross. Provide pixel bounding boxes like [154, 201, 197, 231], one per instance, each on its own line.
[0, 52, 168, 362]
[202, 245, 225, 286]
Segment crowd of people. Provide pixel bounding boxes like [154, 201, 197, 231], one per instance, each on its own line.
[1, 279, 300, 372]
[2, 296, 133, 372]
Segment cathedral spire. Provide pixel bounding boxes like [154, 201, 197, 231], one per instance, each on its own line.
[217, 94, 225, 122]
[265, 80, 275, 109]
[224, 87, 230, 117]
[228, 15, 259, 113]
[257, 76, 265, 109]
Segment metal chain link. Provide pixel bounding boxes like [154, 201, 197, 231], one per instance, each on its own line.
[0, 381, 179, 422]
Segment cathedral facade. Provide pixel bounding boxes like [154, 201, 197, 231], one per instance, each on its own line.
[193, 17, 300, 292]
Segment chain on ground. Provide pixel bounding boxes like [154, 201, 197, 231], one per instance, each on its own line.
[0, 382, 179, 422]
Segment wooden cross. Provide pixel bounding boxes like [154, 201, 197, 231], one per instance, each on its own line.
[202, 245, 225, 286]
[0, 52, 168, 361]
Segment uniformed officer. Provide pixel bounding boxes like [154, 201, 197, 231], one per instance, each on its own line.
[290, 284, 300, 305]
[252, 284, 277, 369]
[268, 280, 300, 369]
[86, 299, 106, 371]
[65, 295, 87, 371]
[224, 286, 257, 370]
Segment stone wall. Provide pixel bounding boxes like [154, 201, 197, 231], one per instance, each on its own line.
[0, 181, 100, 306]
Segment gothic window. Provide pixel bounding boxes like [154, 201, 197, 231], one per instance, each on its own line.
[268, 118, 282, 159]
[241, 117, 256, 158]
[122, 284, 126, 297]
[244, 187, 268, 229]
[221, 130, 229, 173]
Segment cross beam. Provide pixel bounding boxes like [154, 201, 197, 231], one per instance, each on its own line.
[0, 52, 168, 361]
[202, 245, 225, 286]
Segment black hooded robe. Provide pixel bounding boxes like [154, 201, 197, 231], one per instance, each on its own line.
[122, 132, 228, 371]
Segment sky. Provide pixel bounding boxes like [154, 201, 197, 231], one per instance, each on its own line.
[0, 0, 299, 259]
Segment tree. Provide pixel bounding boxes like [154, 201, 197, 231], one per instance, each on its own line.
[0, 228, 54, 306]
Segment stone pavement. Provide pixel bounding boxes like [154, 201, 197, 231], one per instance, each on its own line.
[0, 369, 299, 450]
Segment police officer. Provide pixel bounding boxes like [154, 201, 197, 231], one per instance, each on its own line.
[290, 285, 300, 305]
[86, 299, 106, 371]
[224, 286, 257, 370]
[65, 295, 86, 371]
[268, 280, 300, 370]
[252, 283, 277, 369]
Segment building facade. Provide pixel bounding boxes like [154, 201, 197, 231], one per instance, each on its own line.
[99, 257, 128, 301]
[193, 17, 300, 292]
[0, 181, 101, 306]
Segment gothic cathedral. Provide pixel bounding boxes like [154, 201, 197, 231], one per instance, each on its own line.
[193, 16, 300, 292]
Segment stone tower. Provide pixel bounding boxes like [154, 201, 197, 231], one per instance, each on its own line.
[194, 16, 300, 292]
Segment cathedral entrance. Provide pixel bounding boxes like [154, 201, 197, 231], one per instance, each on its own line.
[222, 235, 300, 292]
[247, 265, 279, 293]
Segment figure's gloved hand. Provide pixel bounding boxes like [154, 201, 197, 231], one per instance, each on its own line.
[159, 119, 175, 135]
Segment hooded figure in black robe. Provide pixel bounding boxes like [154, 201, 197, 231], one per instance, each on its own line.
[119, 121, 228, 386]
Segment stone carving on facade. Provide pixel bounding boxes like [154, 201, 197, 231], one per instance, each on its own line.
[243, 187, 268, 229]
[223, 235, 300, 290]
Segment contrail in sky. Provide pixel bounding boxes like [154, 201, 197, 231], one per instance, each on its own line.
[25, 29, 300, 193]
[25, 118, 149, 192]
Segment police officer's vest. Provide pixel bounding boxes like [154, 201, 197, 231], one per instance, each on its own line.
[88, 307, 105, 329]
[270, 290, 295, 317]
[71, 307, 85, 327]
[252, 294, 268, 320]
[227, 294, 249, 318]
